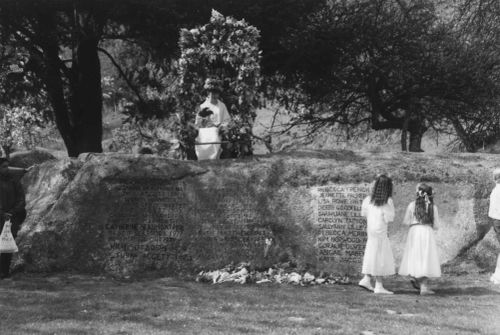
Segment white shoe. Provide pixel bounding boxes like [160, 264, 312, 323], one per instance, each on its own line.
[490, 274, 500, 284]
[374, 287, 394, 294]
[358, 278, 374, 292]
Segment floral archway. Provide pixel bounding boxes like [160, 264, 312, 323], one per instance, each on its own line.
[177, 9, 262, 158]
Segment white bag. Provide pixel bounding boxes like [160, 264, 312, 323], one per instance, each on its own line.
[0, 219, 19, 253]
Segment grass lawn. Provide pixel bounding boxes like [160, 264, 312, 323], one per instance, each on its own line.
[0, 273, 499, 335]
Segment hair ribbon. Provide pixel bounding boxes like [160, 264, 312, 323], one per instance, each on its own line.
[418, 190, 431, 211]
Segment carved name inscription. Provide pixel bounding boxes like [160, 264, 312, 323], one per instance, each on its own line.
[103, 180, 270, 270]
[314, 184, 371, 266]
[193, 188, 270, 259]
[104, 180, 186, 263]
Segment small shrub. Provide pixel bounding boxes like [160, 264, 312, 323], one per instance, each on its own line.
[0, 104, 56, 154]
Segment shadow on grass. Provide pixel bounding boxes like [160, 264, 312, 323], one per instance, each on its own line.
[391, 287, 500, 297]
[435, 286, 500, 297]
[391, 285, 500, 296]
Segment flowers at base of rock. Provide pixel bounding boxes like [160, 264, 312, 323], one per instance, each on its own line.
[195, 262, 351, 286]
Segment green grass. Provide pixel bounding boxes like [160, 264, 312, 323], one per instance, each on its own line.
[0, 273, 499, 334]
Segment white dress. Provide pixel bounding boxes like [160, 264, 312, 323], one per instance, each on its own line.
[195, 127, 221, 160]
[361, 196, 396, 276]
[195, 99, 231, 160]
[488, 184, 500, 283]
[398, 202, 441, 278]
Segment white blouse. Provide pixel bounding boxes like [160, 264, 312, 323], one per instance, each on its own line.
[199, 99, 231, 127]
[361, 197, 395, 235]
[403, 201, 440, 230]
[489, 184, 500, 220]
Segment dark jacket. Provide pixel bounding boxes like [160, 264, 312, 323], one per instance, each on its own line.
[0, 173, 26, 237]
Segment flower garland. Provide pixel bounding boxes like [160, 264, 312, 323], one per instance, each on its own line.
[177, 9, 262, 157]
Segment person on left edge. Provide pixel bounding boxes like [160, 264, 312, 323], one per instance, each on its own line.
[0, 156, 26, 279]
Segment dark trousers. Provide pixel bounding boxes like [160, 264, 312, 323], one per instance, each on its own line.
[0, 254, 13, 277]
[0, 211, 25, 277]
[494, 219, 500, 244]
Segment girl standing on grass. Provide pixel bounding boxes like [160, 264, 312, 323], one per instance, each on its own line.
[399, 183, 441, 295]
[359, 174, 396, 294]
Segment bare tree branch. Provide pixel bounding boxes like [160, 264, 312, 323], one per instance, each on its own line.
[97, 46, 145, 105]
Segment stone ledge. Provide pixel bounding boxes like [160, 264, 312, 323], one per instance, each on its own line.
[14, 150, 500, 277]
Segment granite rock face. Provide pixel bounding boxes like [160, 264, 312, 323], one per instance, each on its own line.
[9, 149, 56, 168]
[14, 150, 500, 277]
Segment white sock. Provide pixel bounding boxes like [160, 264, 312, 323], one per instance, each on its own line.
[374, 281, 393, 294]
[361, 275, 371, 282]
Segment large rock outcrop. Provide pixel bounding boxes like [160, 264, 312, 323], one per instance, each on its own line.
[15, 150, 500, 277]
[9, 148, 56, 168]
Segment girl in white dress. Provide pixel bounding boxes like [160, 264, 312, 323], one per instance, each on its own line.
[359, 175, 396, 294]
[399, 183, 441, 295]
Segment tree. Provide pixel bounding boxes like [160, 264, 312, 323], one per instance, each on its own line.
[457, 0, 500, 38]
[0, 1, 105, 156]
[266, 0, 447, 151]
[0, 34, 54, 155]
[0, 0, 203, 157]
[0, 0, 321, 157]
[100, 2, 317, 158]
[424, 33, 500, 152]
[107, 58, 185, 158]
[265, 0, 500, 152]
[437, 0, 500, 151]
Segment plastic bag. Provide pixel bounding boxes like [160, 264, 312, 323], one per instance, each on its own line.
[0, 219, 19, 253]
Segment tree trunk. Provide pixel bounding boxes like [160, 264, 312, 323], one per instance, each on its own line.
[450, 118, 479, 152]
[43, 37, 103, 158]
[37, 14, 80, 157]
[408, 129, 424, 152]
[70, 35, 103, 155]
[407, 104, 426, 152]
[401, 110, 409, 152]
[37, 11, 103, 157]
[401, 129, 408, 151]
[45, 61, 79, 157]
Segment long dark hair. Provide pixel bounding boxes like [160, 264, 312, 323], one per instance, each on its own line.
[370, 174, 393, 206]
[415, 183, 434, 225]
